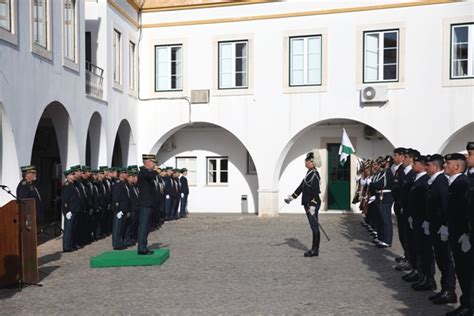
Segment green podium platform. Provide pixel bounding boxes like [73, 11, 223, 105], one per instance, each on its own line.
[90, 249, 169, 268]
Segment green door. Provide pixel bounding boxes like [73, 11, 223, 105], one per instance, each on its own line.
[327, 143, 351, 210]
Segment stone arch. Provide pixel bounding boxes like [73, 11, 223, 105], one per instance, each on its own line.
[86, 111, 107, 168]
[152, 122, 259, 214]
[111, 119, 137, 167]
[276, 118, 395, 212]
[437, 121, 474, 155]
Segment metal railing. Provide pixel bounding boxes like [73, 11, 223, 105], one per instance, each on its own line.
[85, 61, 104, 100]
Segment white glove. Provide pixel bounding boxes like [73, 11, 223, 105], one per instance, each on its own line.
[458, 234, 472, 253]
[66, 212, 72, 220]
[181, 193, 184, 198]
[368, 196, 376, 204]
[308, 206, 316, 216]
[166, 195, 170, 200]
[422, 221, 430, 236]
[438, 225, 449, 242]
[284, 196, 293, 204]
[408, 216, 413, 230]
[117, 211, 123, 219]
[366, 178, 372, 185]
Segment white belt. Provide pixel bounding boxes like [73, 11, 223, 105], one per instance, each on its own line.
[377, 190, 392, 193]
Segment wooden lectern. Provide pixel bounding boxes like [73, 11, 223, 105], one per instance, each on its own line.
[0, 198, 39, 288]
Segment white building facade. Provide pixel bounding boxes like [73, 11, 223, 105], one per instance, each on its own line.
[0, 0, 473, 217]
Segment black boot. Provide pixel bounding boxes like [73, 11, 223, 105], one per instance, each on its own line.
[304, 232, 320, 257]
[432, 290, 457, 304]
[413, 277, 437, 291]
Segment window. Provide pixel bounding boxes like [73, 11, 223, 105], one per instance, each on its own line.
[63, 0, 76, 61]
[176, 157, 197, 186]
[289, 35, 322, 86]
[247, 152, 256, 175]
[113, 29, 121, 84]
[219, 41, 248, 89]
[155, 45, 182, 91]
[451, 23, 474, 79]
[207, 157, 228, 185]
[32, 0, 48, 48]
[129, 41, 136, 90]
[0, 0, 11, 31]
[363, 29, 399, 83]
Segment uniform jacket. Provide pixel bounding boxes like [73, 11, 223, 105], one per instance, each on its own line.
[291, 168, 321, 207]
[407, 173, 429, 221]
[111, 180, 131, 214]
[62, 180, 81, 214]
[180, 176, 189, 195]
[16, 180, 44, 215]
[128, 183, 140, 213]
[425, 173, 449, 227]
[446, 174, 470, 239]
[369, 168, 394, 192]
[138, 167, 158, 208]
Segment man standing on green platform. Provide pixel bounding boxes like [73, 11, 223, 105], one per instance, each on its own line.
[137, 154, 159, 255]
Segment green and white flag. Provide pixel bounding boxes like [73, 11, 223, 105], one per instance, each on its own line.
[339, 128, 355, 166]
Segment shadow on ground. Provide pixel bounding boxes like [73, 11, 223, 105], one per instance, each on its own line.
[338, 213, 456, 315]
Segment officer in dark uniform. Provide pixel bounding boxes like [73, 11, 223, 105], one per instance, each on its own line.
[465, 142, 474, 312]
[62, 168, 81, 252]
[125, 167, 139, 246]
[137, 154, 159, 255]
[369, 155, 395, 248]
[171, 169, 181, 220]
[16, 165, 44, 222]
[111, 168, 130, 250]
[82, 166, 95, 244]
[100, 166, 112, 235]
[424, 154, 458, 304]
[69, 165, 86, 248]
[163, 167, 174, 221]
[157, 167, 167, 225]
[180, 168, 189, 218]
[284, 150, 322, 257]
[444, 153, 472, 316]
[391, 148, 408, 262]
[405, 155, 435, 291]
[93, 169, 108, 240]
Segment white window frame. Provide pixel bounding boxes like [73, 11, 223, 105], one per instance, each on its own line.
[176, 157, 197, 186]
[451, 23, 474, 79]
[31, 0, 52, 60]
[62, 0, 77, 62]
[0, 0, 11, 32]
[289, 35, 322, 86]
[154, 44, 183, 92]
[113, 28, 122, 87]
[363, 29, 399, 83]
[218, 40, 248, 89]
[207, 157, 229, 185]
[0, 0, 16, 45]
[129, 41, 136, 91]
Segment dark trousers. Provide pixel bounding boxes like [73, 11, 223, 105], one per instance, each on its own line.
[470, 235, 474, 308]
[394, 202, 407, 255]
[164, 197, 172, 219]
[431, 224, 456, 292]
[304, 205, 320, 250]
[405, 218, 419, 270]
[125, 212, 138, 244]
[172, 197, 180, 219]
[450, 235, 473, 308]
[112, 213, 125, 249]
[367, 202, 381, 236]
[137, 207, 152, 252]
[415, 221, 435, 277]
[63, 213, 77, 251]
[377, 193, 393, 245]
[180, 195, 188, 216]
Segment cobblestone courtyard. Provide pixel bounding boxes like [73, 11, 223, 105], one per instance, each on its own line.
[0, 214, 460, 315]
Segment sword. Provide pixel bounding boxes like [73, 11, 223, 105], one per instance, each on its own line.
[318, 222, 330, 241]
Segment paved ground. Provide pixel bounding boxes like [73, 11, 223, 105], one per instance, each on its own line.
[0, 213, 460, 315]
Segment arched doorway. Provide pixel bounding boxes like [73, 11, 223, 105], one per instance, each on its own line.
[111, 119, 137, 167]
[86, 112, 106, 168]
[277, 119, 394, 213]
[438, 122, 474, 155]
[152, 122, 259, 214]
[31, 102, 79, 233]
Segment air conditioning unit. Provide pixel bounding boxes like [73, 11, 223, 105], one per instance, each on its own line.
[191, 89, 210, 104]
[363, 125, 383, 140]
[360, 85, 387, 104]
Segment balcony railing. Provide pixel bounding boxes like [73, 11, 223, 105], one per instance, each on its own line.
[85, 61, 104, 100]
